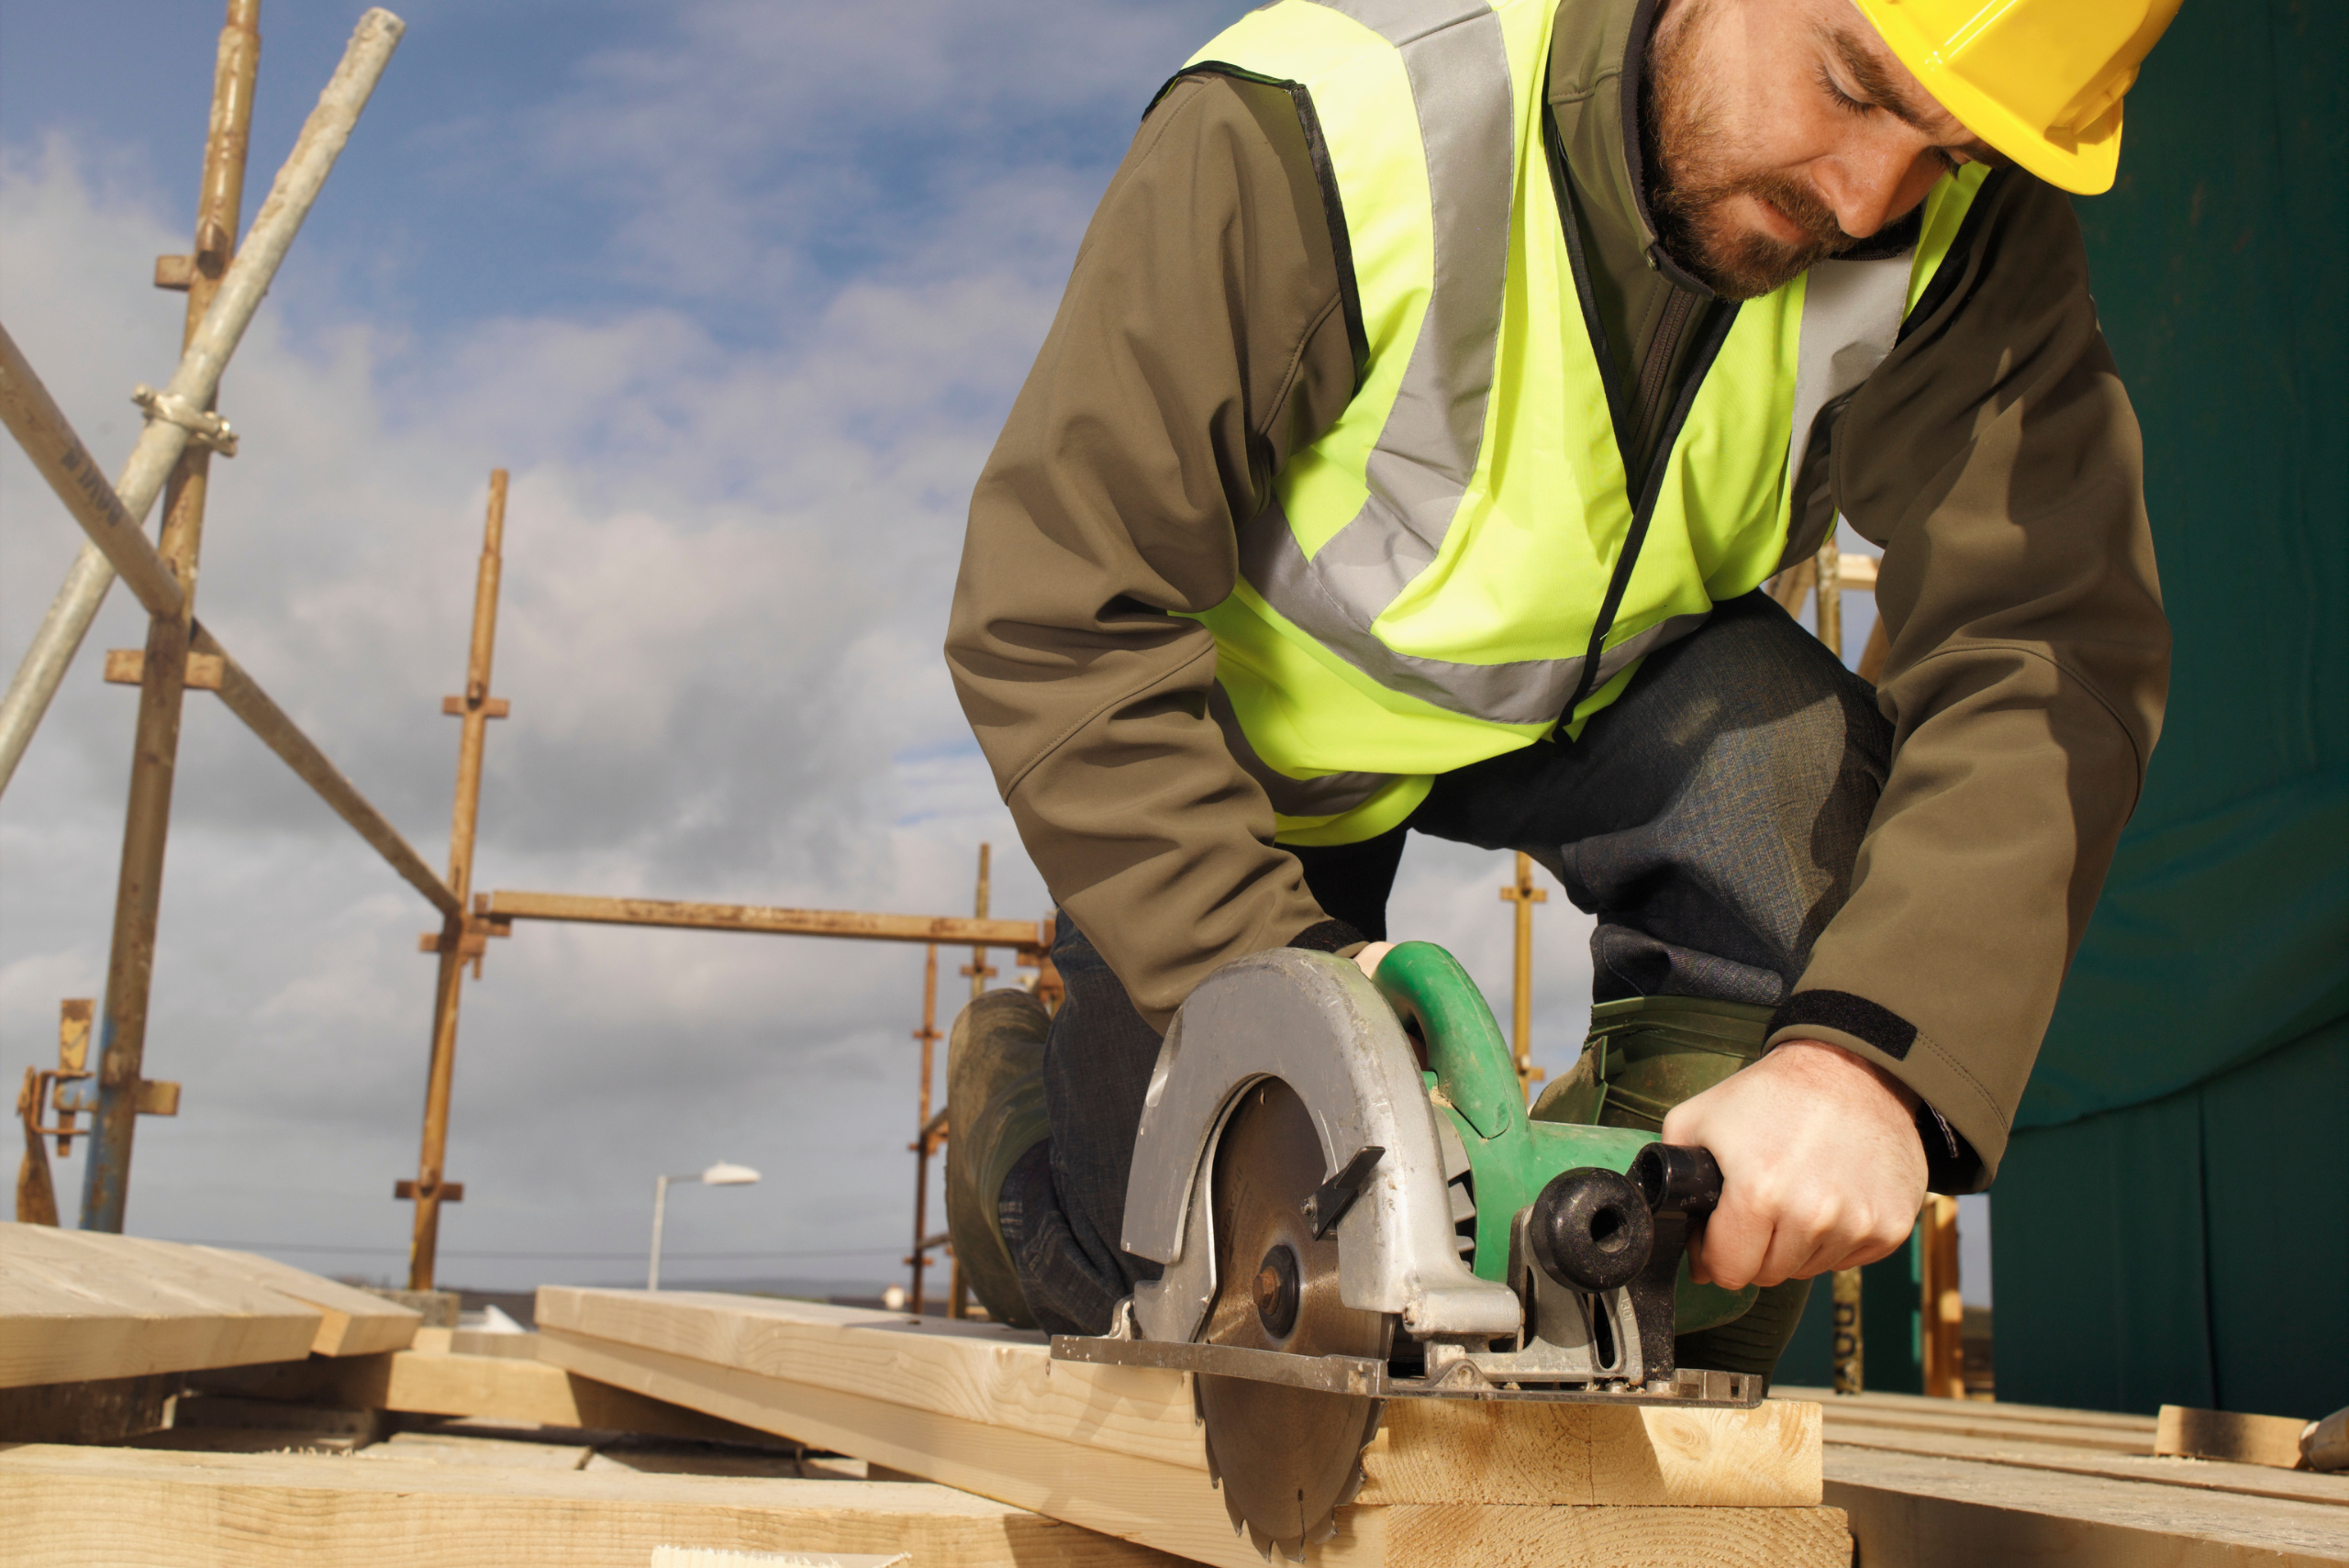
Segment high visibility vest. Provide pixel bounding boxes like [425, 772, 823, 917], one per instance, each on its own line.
[1184, 0, 1987, 846]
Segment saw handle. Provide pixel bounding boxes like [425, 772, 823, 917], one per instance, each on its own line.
[1631, 1142, 1724, 1217]
[1367, 941, 1523, 1141]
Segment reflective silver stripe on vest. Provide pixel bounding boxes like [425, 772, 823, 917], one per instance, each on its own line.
[1785, 254, 1911, 519]
[1241, 495, 1705, 726]
[1237, 0, 1529, 716]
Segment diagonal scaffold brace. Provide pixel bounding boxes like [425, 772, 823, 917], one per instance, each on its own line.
[0, 7, 405, 797]
[0, 9, 442, 1231]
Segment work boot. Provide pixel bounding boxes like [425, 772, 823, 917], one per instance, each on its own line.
[942, 988, 1052, 1329]
[1531, 995, 1812, 1379]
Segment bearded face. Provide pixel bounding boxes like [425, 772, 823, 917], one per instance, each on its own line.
[1643, 0, 1865, 299]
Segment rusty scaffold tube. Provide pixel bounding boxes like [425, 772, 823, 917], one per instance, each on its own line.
[407, 472, 509, 1289]
[0, 7, 405, 798]
[79, 0, 264, 1236]
[0, 328, 457, 920]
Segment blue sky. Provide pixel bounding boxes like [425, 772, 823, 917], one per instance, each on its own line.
[0, 0, 1978, 1302]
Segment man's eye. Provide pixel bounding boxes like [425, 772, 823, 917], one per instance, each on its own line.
[1818, 67, 1874, 117]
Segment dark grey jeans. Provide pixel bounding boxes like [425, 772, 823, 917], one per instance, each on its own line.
[998, 592, 1892, 1337]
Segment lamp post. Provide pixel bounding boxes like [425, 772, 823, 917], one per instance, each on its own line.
[647, 1160, 760, 1290]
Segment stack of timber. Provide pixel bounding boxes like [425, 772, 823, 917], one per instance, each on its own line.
[1, 1228, 1183, 1565]
[0, 1220, 420, 1442]
[1777, 1385, 2349, 1567]
[533, 1286, 1850, 1567]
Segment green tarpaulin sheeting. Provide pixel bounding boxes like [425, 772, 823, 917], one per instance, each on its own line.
[1784, 2, 2346, 1417]
[1994, 0, 2346, 1419]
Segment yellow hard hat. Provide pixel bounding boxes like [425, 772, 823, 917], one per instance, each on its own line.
[1850, 0, 2184, 195]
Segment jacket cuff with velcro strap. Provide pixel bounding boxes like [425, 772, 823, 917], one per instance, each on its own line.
[1286, 917, 1368, 958]
[1765, 989, 1993, 1195]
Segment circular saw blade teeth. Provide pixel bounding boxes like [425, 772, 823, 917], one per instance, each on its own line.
[1193, 1078, 1394, 1557]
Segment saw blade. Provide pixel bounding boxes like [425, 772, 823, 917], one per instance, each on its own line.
[1197, 1078, 1393, 1561]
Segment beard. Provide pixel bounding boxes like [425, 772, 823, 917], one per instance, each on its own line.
[1642, 0, 1856, 299]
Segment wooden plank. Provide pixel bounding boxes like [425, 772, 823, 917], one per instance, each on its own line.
[2159, 1407, 2316, 1471]
[1820, 1404, 2156, 1455]
[1825, 1443, 2349, 1568]
[1776, 1385, 2158, 1434]
[485, 890, 1046, 951]
[194, 1343, 779, 1446]
[1361, 1396, 1821, 1506]
[0, 1223, 320, 1386]
[0, 1372, 176, 1443]
[6, 1229, 416, 1358]
[535, 1288, 1844, 1568]
[0, 1443, 1186, 1568]
[537, 1287, 1820, 1503]
[1821, 1420, 2349, 1509]
[181, 1245, 419, 1356]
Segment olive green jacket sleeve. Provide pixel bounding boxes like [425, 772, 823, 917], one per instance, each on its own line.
[944, 75, 1360, 1029]
[1775, 169, 2170, 1188]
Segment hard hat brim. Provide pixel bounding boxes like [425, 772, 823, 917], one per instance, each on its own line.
[1850, 0, 2122, 195]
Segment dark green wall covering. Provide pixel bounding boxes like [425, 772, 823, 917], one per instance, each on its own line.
[2028, 0, 2345, 1130]
[1995, 1019, 2348, 1417]
[1993, 0, 2347, 1418]
[1776, 2, 2346, 1418]
[1769, 1238, 1924, 1396]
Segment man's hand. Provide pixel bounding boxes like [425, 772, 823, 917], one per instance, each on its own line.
[1352, 940, 1395, 979]
[1661, 1039, 1927, 1290]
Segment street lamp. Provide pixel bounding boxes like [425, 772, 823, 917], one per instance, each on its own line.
[648, 1160, 761, 1290]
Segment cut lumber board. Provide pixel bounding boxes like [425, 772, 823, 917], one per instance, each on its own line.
[195, 1343, 780, 1446]
[192, 1246, 420, 1356]
[535, 1287, 1845, 1568]
[1777, 1385, 2157, 1436]
[1820, 1404, 2155, 1454]
[4, 1224, 319, 1385]
[1820, 1418, 2349, 1509]
[1, 1224, 419, 1363]
[2160, 1406, 2319, 1471]
[0, 1443, 1186, 1568]
[1825, 1443, 2349, 1567]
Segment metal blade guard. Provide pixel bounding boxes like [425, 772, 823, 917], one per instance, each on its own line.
[1060, 944, 1765, 1406]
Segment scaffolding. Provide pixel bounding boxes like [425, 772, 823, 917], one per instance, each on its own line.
[1, 6, 1055, 1307]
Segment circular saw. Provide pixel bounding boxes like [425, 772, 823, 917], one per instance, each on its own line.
[1051, 943, 1767, 1560]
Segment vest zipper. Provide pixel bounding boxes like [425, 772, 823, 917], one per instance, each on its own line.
[1542, 107, 1739, 724]
[1630, 287, 1699, 473]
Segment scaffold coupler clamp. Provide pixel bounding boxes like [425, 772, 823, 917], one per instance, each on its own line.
[131, 384, 238, 457]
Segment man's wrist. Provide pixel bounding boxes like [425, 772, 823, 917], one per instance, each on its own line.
[1768, 1036, 1922, 1114]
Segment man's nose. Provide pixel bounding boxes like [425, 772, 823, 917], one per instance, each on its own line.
[1810, 145, 1916, 240]
[1814, 140, 1945, 241]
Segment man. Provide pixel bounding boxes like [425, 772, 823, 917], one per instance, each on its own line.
[942, 0, 2176, 1375]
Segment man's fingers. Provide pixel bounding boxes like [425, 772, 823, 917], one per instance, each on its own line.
[1352, 940, 1395, 981]
[1686, 1185, 1774, 1290]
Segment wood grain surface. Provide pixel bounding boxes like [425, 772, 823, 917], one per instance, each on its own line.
[535, 1287, 1844, 1568]
[0, 1443, 1187, 1568]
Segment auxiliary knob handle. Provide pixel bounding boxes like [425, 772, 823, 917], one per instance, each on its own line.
[1630, 1142, 1724, 1217]
[1526, 1167, 1654, 1294]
